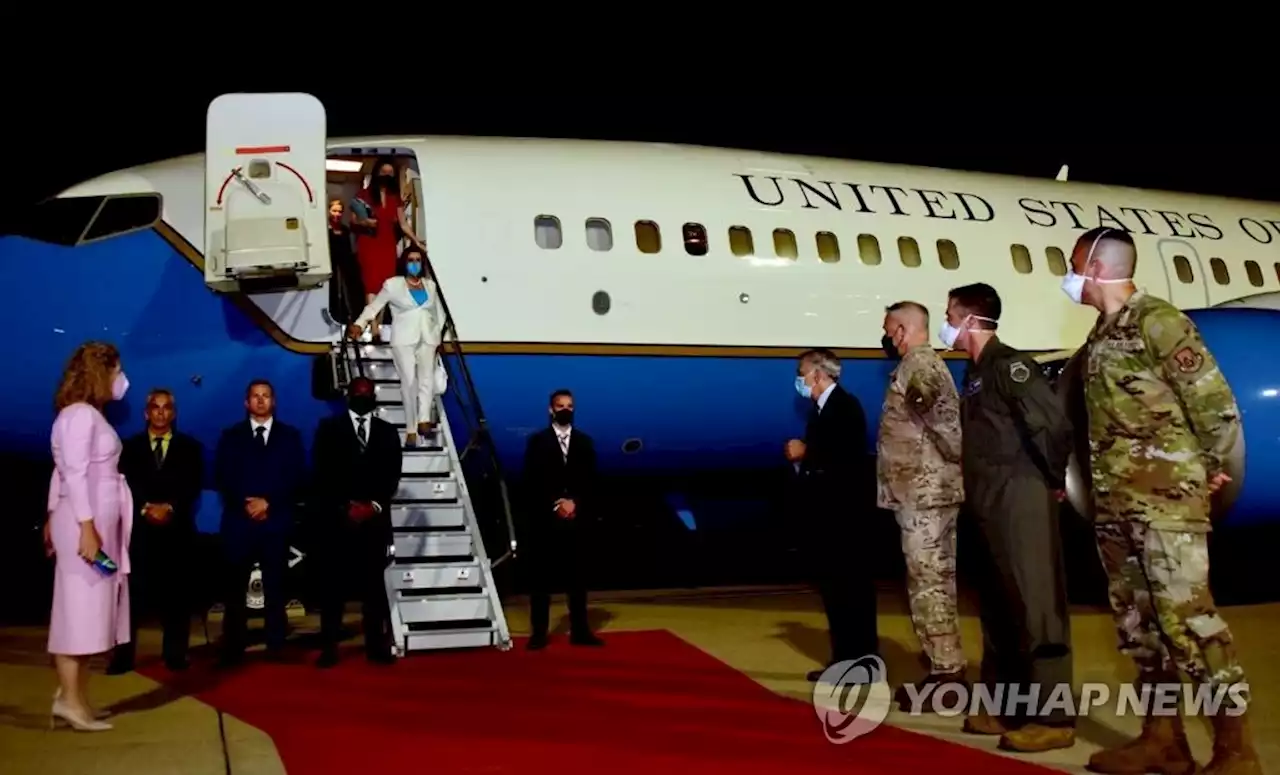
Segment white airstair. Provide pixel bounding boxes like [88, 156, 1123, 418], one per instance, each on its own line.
[330, 329, 515, 655]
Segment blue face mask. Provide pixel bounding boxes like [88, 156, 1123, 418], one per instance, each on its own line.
[406, 261, 422, 277]
[795, 375, 811, 399]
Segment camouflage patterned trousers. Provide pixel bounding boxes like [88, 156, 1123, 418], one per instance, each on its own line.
[1095, 520, 1245, 694]
[896, 505, 964, 673]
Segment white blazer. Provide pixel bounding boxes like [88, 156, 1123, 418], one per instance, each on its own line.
[356, 276, 447, 347]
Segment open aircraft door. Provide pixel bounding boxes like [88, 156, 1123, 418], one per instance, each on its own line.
[204, 93, 330, 293]
[1155, 238, 1211, 310]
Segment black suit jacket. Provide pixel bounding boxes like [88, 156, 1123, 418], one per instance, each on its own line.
[120, 430, 204, 536]
[311, 412, 402, 543]
[798, 385, 868, 504]
[213, 419, 308, 546]
[521, 426, 598, 533]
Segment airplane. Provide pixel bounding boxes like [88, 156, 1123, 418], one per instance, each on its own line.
[4, 93, 1279, 605]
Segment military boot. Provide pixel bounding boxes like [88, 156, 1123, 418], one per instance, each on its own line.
[1085, 714, 1196, 775]
[1203, 710, 1263, 775]
[894, 670, 966, 712]
[1000, 723, 1075, 753]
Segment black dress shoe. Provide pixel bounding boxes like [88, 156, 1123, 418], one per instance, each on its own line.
[895, 671, 967, 712]
[105, 659, 134, 676]
[216, 652, 244, 670]
[163, 657, 189, 672]
[570, 633, 604, 647]
[316, 650, 339, 669]
[526, 635, 548, 651]
[366, 651, 395, 666]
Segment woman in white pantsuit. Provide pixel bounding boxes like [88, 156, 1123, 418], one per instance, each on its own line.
[348, 245, 447, 447]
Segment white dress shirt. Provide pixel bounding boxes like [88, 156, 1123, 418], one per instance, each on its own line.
[250, 416, 274, 444]
[816, 382, 837, 412]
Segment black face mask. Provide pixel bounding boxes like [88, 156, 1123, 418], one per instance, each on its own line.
[552, 409, 573, 426]
[376, 174, 395, 188]
[348, 395, 376, 416]
[881, 334, 900, 360]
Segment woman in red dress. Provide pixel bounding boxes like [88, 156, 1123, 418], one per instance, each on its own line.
[352, 157, 425, 338]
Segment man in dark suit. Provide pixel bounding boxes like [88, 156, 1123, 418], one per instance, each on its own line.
[108, 388, 203, 673]
[785, 348, 878, 681]
[520, 389, 604, 650]
[312, 376, 402, 667]
[213, 379, 308, 666]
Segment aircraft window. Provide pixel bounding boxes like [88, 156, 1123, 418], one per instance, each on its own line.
[683, 223, 709, 256]
[773, 229, 798, 260]
[857, 234, 881, 265]
[937, 239, 960, 270]
[898, 237, 921, 268]
[1173, 255, 1194, 283]
[3, 193, 162, 247]
[1045, 246, 1068, 276]
[585, 218, 613, 251]
[1245, 259, 1264, 287]
[1011, 244, 1033, 274]
[635, 220, 661, 254]
[1210, 257, 1230, 285]
[816, 231, 840, 263]
[728, 226, 754, 257]
[534, 215, 562, 249]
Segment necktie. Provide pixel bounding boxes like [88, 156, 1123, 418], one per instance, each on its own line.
[255, 426, 267, 447]
[357, 416, 367, 448]
[558, 432, 569, 460]
[153, 437, 165, 467]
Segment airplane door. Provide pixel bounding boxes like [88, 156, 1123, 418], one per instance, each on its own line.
[1155, 239, 1210, 309]
[204, 93, 330, 293]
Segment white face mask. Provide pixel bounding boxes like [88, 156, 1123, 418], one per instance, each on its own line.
[938, 314, 996, 349]
[1063, 229, 1132, 304]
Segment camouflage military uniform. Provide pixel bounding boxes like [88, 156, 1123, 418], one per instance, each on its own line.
[878, 344, 965, 674]
[1084, 289, 1245, 693]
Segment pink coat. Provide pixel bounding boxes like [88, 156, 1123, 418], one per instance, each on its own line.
[47, 402, 133, 656]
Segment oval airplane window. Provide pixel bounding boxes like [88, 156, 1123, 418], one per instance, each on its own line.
[586, 218, 613, 251]
[1210, 257, 1230, 285]
[635, 220, 661, 254]
[1045, 246, 1068, 276]
[1246, 259, 1264, 287]
[816, 231, 840, 263]
[728, 226, 754, 257]
[1010, 244, 1033, 274]
[1174, 255, 1194, 284]
[592, 291, 611, 315]
[773, 229, 798, 260]
[534, 215, 562, 249]
[937, 239, 960, 270]
[857, 234, 881, 265]
[898, 237, 921, 268]
[683, 222, 709, 256]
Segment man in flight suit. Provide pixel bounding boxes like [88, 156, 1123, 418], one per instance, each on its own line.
[943, 282, 1075, 753]
[1064, 227, 1259, 775]
[877, 301, 967, 709]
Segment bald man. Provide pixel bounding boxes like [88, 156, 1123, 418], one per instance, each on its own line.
[1064, 227, 1258, 773]
[877, 302, 966, 708]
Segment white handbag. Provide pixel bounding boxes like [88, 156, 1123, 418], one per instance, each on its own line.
[433, 356, 448, 395]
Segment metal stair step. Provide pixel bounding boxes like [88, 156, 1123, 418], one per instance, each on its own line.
[391, 503, 466, 530]
[375, 383, 403, 403]
[393, 531, 472, 559]
[404, 626, 498, 651]
[387, 560, 482, 590]
[363, 361, 399, 382]
[402, 450, 452, 475]
[398, 428, 443, 449]
[396, 592, 492, 623]
[396, 475, 459, 503]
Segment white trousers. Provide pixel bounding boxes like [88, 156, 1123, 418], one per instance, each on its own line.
[391, 341, 437, 427]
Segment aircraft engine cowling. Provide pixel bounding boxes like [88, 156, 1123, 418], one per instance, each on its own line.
[1043, 306, 1280, 528]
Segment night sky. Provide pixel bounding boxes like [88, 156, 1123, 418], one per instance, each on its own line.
[15, 89, 1279, 208]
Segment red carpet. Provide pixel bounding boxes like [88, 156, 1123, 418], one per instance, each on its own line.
[142, 630, 1060, 774]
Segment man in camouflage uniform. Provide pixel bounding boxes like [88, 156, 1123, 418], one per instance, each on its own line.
[1064, 227, 1259, 775]
[877, 301, 966, 710]
[945, 282, 1076, 754]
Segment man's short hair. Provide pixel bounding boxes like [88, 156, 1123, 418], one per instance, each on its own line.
[146, 388, 175, 407]
[947, 283, 1001, 327]
[549, 389, 573, 406]
[246, 379, 274, 399]
[798, 348, 842, 380]
[349, 376, 375, 393]
[1078, 226, 1135, 248]
[885, 300, 929, 323]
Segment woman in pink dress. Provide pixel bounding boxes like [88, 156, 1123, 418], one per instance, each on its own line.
[46, 341, 133, 732]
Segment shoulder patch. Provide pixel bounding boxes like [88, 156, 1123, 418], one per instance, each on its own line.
[1009, 361, 1031, 384]
[1172, 346, 1205, 374]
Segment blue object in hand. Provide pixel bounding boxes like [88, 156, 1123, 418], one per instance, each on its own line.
[91, 550, 117, 576]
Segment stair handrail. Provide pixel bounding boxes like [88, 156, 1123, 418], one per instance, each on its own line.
[333, 253, 366, 382]
[424, 255, 518, 566]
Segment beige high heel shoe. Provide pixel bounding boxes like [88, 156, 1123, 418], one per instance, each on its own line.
[51, 698, 112, 731]
[53, 687, 109, 719]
